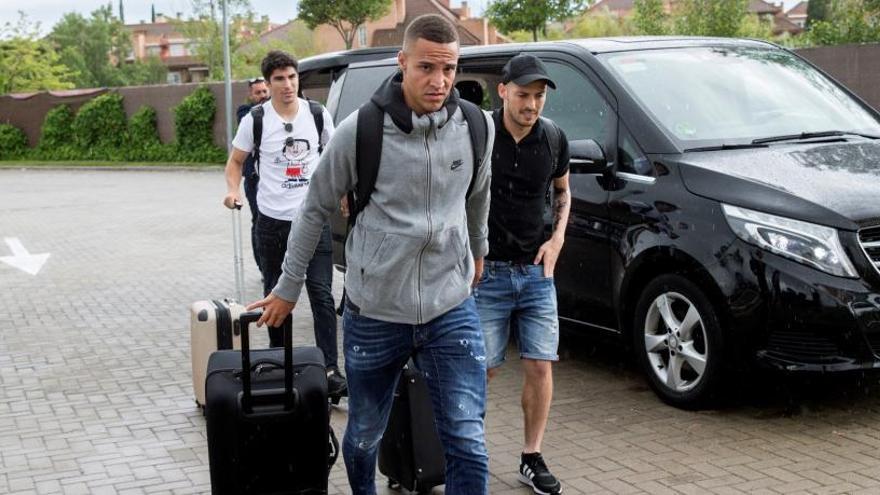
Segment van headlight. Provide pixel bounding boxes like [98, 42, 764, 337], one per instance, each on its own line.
[722, 204, 857, 278]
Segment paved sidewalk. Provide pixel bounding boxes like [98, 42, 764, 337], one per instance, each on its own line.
[4, 169, 880, 494]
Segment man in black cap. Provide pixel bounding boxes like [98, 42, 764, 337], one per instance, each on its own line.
[475, 53, 570, 495]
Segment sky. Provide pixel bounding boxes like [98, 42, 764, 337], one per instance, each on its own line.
[1, 0, 797, 36]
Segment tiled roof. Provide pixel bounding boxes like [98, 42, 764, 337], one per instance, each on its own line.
[124, 21, 183, 37]
[787, 1, 809, 16]
[748, 0, 782, 15]
[588, 0, 635, 11]
[772, 12, 804, 34]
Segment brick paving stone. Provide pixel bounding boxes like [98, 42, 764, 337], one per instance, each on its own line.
[5, 169, 880, 494]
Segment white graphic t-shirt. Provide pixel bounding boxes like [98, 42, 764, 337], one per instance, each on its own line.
[233, 98, 334, 221]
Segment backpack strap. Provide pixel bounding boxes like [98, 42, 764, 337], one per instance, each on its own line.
[350, 101, 384, 227]
[541, 117, 561, 169]
[459, 100, 488, 200]
[540, 116, 562, 207]
[350, 100, 487, 227]
[250, 104, 265, 175]
[307, 99, 326, 154]
[539, 117, 562, 225]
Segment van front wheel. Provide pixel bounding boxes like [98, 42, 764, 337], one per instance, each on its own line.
[633, 274, 724, 409]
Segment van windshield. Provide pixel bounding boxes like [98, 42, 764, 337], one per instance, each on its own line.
[601, 46, 880, 147]
[335, 65, 397, 122]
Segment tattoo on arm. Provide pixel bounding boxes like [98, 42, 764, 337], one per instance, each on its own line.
[552, 187, 569, 232]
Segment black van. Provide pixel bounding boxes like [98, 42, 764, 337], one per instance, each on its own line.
[299, 37, 880, 408]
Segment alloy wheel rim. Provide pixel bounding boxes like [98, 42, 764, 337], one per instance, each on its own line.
[643, 291, 708, 393]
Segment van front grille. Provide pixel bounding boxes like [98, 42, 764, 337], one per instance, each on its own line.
[859, 226, 880, 277]
[766, 329, 840, 361]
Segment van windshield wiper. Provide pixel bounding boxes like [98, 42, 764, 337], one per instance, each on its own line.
[683, 143, 769, 152]
[752, 130, 880, 144]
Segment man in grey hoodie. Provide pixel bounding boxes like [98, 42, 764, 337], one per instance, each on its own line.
[248, 14, 494, 495]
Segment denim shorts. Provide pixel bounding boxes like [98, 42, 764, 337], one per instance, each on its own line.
[474, 261, 560, 368]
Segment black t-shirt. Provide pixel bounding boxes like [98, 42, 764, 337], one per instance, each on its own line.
[487, 109, 570, 263]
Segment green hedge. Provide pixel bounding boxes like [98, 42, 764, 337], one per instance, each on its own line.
[73, 93, 128, 156]
[40, 105, 74, 148]
[7, 87, 227, 164]
[36, 105, 78, 160]
[171, 86, 226, 163]
[0, 124, 28, 159]
[127, 105, 172, 162]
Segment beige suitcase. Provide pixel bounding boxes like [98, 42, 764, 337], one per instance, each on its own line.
[190, 299, 245, 407]
[190, 205, 248, 408]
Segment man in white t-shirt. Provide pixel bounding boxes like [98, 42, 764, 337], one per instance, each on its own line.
[223, 50, 346, 397]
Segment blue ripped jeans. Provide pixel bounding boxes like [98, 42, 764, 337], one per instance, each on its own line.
[341, 297, 489, 495]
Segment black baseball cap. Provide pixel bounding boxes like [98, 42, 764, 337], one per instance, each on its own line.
[501, 54, 556, 89]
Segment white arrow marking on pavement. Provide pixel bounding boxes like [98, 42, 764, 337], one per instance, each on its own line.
[0, 237, 50, 276]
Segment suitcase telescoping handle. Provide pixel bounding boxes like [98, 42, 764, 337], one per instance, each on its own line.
[238, 311, 295, 413]
[231, 202, 246, 304]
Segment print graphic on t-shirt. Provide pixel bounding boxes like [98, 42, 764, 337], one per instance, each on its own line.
[283, 138, 310, 162]
[278, 138, 312, 189]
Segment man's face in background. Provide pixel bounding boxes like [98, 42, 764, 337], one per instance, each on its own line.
[248, 80, 269, 104]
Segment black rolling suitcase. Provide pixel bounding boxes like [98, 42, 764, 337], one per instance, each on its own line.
[205, 312, 338, 494]
[378, 361, 446, 494]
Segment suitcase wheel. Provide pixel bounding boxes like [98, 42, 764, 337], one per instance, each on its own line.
[330, 395, 341, 406]
[387, 478, 401, 490]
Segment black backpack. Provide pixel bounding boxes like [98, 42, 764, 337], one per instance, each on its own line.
[347, 99, 489, 227]
[249, 99, 327, 174]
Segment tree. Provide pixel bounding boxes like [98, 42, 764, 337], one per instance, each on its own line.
[177, 1, 267, 81]
[120, 56, 168, 85]
[807, 0, 830, 27]
[487, 0, 587, 42]
[632, 0, 668, 35]
[0, 13, 74, 94]
[737, 12, 775, 39]
[809, 0, 880, 45]
[233, 20, 317, 79]
[50, 5, 132, 88]
[568, 11, 636, 38]
[297, 0, 392, 50]
[673, 0, 749, 37]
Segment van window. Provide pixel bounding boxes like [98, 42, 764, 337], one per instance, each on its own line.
[542, 62, 613, 145]
[619, 126, 652, 175]
[336, 65, 397, 122]
[325, 70, 347, 120]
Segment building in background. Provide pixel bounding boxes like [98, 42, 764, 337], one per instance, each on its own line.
[256, 0, 508, 54]
[124, 13, 207, 84]
[786, 1, 809, 28]
[124, 13, 277, 84]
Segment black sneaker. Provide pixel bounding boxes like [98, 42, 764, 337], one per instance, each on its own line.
[327, 368, 348, 398]
[519, 452, 562, 495]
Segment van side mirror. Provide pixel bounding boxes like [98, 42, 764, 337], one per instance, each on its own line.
[569, 139, 609, 174]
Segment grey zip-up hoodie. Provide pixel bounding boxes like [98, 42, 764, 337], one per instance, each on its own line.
[273, 72, 493, 324]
